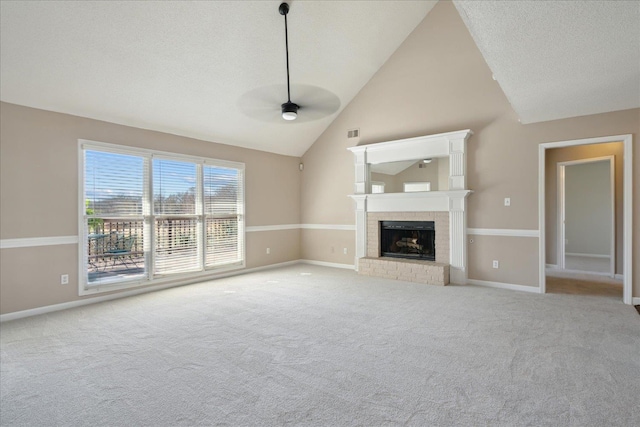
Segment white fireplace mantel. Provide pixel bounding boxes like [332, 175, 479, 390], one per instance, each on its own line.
[347, 129, 473, 284]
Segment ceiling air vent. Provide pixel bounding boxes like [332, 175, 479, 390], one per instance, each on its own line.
[347, 129, 359, 139]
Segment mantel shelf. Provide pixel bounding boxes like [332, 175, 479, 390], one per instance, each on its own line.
[349, 190, 472, 201]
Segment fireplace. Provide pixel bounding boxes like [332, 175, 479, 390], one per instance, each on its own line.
[349, 129, 472, 284]
[380, 221, 435, 261]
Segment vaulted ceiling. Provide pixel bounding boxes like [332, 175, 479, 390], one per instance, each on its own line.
[1, 1, 638, 157]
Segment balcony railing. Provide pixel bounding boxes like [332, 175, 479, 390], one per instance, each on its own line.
[87, 218, 239, 283]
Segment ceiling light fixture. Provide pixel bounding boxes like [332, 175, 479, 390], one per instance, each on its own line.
[279, 3, 299, 121]
[422, 159, 433, 164]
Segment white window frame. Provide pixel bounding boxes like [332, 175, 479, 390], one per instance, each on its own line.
[371, 181, 386, 194]
[78, 139, 245, 296]
[403, 181, 431, 192]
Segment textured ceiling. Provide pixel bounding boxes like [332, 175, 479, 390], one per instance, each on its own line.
[2, 1, 638, 157]
[454, 0, 640, 124]
[0, 1, 437, 157]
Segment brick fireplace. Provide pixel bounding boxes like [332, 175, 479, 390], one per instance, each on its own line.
[359, 212, 450, 285]
[348, 129, 472, 285]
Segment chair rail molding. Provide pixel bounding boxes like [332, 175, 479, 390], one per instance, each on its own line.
[347, 129, 473, 284]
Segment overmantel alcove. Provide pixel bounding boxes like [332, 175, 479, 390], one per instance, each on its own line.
[348, 129, 473, 284]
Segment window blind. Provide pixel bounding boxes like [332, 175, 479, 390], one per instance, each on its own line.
[204, 165, 244, 267]
[83, 149, 147, 285]
[153, 159, 200, 274]
[85, 150, 145, 217]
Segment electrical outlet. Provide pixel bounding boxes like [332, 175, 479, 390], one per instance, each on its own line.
[492, 260, 499, 269]
[343, 248, 348, 255]
[504, 198, 511, 206]
[266, 248, 270, 254]
[61, 274, 69, 285]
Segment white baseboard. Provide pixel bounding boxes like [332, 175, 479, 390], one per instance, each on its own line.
[0, 260, 300, 323]
[633, 297, 640, 305]
[467, 278, 541, 294]
[299, 259, 356, 270]
[565, 252, 610, 259]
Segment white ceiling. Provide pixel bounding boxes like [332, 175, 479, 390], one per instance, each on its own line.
[0, 0, 436, 157]
[1, 1, 638, 157]
[454, 0, 640, 124]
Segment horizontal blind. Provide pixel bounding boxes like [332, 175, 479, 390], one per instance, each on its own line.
[85, 150, 146, 217]
[204, 165, 243, 266]
[153, 158, 200, 274]
[155, 218, 200, 274]
[204, 165, 241, 215]
[205, 217, 239, 266]
[153, 159, 197, 215]
[84, 149, 147, 285]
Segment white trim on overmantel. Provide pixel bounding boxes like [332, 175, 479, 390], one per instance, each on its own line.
[538, 134, 633, 305]
[348, 129, 473, 284]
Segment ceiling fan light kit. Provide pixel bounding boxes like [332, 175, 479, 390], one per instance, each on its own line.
[281, 101, 299, 120]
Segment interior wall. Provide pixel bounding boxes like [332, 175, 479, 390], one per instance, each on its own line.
[394, 161, 439, 191]
[371, 172, 398, 193]
[0, 102, 302, 315]
[564, 161, 611, 256]
[300, 1, 639, 295]
[545, 142, 623, 272]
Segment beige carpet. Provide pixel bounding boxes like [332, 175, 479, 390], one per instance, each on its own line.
[2, 265, 639, 426]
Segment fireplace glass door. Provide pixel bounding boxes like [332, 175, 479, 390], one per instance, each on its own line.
[380, 221, 435, 261]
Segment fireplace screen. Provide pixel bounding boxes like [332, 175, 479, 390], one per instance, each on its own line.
[380, 221, 435, 261]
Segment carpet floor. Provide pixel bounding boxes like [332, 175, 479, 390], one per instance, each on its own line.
[1, 265, 639, 426]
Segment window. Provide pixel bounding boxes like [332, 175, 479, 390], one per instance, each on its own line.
[81, 141, 244, 293]
[403, 181, 431, 192]
[371, 181, 386, 194]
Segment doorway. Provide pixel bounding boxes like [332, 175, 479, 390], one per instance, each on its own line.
[558, 156, 615, 277]
[538, 135, 633, 304]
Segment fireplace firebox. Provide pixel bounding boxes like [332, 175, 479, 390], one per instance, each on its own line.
[380, 221, 435, 261]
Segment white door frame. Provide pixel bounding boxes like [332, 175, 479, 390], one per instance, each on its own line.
[539, 134, 632, 305]
[557, 156, 615, 277]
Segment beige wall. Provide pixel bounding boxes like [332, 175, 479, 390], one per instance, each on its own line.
[545, 142, 624, 272]
[300, 229, 355, 265]
[300, 1, 639, 296]
[565, 161, 612, 256]
[394, 161, 439, 191]
[0, 102, 302, 314]
[370, 172, 397, 193]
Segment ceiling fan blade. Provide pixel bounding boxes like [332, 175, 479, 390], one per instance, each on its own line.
[238, 84, 341, 123]
[237, 85, 282, 122]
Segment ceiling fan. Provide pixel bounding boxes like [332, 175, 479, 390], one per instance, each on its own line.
[238, 2, 340, 123]
[279, 2, 297, 120]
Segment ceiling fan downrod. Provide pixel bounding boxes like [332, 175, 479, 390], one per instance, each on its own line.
[279, 2, 298, 121]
